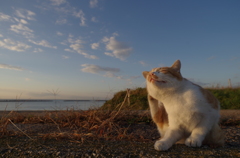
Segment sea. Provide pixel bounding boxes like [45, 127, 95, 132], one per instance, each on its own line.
[0, 100, 106, 111]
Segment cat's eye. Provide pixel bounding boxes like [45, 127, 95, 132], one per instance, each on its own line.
[156, 68, 162, 73]
[160, 69, 168, 74]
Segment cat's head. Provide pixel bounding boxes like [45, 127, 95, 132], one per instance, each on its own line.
[142, 60, 183, 89]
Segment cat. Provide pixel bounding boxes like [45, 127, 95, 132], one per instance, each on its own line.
[142, 60, 224, 151]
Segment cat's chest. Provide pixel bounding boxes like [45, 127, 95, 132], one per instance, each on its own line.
[167, 107, 202, 129]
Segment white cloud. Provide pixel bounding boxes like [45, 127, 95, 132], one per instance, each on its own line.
[62, 55, 69, 59]
[65, 35, 98, 59]
[103, 36, 132, 61]
[102, 36, 109, 43]
[10, 23, 33, 33]
[104, 52, 114, 57]
[50, 0, 67, 6]
[70, 43, 83, 51]
[112, 32, 119, 36]
[81, 64, 122, 79]
[139, 61, 147, 66]
[91, 17, 98, 22]
[68, 34, 74, 38]
[20, 19, 28, 24]
[64, 48, 74, 52]
[0, 38, 31, 52]
[81, 52, 98, 59]
[0, 34, 3, 37]
[103, 72, 122, 79]
[56, 18, 67, 25]
[29, 39, 57, 49]
[14, 18, 28, 24]
[2, 39, 15, 45]
[91, 42, 99, 49]
[56, 31, 63, 36]
[10, 23, 34, 38]
[73, 10, 86, 26]
[52, 4, 73, 15]
[15, 9, 35, 21]
[81, 64, 120, 78]
[0, 63, 25, 71]
[0, 12, 12, 21]
[69, 39, 82, 44]
[90, 0, 98, 8]
[1, 11, 33, 38]
[33, 48, 43, 53]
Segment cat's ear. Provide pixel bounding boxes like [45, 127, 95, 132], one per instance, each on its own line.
[171, 60, 181, 72]
[142, 71, 149, 79]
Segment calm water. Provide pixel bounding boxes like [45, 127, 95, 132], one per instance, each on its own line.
[0, 100, 106, 111]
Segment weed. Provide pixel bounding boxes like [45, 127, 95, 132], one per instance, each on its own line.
[0, 87, 239, 144]
[102, 87, 240, 110]
[0, 91, 152, 142]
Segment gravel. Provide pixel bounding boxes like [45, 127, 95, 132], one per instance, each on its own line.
[0, 110, 239, 157]
[0, 125, 239, 157]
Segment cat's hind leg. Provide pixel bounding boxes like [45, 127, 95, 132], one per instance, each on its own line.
[203, 123, 224, 147]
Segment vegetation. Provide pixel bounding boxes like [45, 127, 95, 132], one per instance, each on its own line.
[207, 87, 240, 109]
[0, 90, 239, 157]
[101, 88, 149, 110]
[101, 87, 240, 110]
[0, 109, 151, 142]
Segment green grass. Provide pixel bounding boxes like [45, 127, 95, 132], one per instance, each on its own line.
[101, 87, 148, 110]
[207, 87, 240, 109]
[101, 87, 240, 110]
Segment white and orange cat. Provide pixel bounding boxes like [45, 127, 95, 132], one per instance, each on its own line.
[142, 60, 224, 151]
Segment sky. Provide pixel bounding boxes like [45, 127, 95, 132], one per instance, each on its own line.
[0, 0, 240, 100]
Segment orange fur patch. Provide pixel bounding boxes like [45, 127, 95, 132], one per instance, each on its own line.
[190, 81, 219, 110]
[159, 67, 183, 81]
[153, 106, 168, 128]
[145, 67, 182, 83]
[203, 124, 225, 146]
[200, 88, 219, 110]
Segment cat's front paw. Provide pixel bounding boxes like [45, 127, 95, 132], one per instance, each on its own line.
[154, 140, 170, 151]
[185, 137, 202, 147]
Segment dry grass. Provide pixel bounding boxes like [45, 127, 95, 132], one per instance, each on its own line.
[0, 90, 152, 142]
[0, 90, 240, 143]
[0, 110, 152, 142]
[0, 92, 240, 157]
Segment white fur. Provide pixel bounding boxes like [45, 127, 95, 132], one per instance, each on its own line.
[144, 60, 222, 151]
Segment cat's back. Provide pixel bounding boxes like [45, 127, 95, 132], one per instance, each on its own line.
[182, 79, 219, 111]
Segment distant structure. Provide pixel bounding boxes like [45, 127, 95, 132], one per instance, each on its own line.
[127, 88, 131, 106]
[228, 79, 232, 88]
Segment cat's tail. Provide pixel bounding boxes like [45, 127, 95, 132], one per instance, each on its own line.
[204, 123, 225, 147]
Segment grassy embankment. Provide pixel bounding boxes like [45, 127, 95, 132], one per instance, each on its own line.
[101, 87, 240, 110]
[0, 87, 239, 141]
[0, 87, 239, 157]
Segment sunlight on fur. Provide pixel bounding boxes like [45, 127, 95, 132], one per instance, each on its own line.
[142, 60, 224, 151]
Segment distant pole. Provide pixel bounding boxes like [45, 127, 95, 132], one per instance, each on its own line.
[228, 79, 232, 88]
[127, 89, 130, 106]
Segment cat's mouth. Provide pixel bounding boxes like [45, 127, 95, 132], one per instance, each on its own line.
[149, 78, 167, 83]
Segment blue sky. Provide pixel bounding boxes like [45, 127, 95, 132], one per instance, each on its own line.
[0, 0, 240, 99]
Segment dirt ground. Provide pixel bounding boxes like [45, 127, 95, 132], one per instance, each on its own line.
[0, 110, 239, 157]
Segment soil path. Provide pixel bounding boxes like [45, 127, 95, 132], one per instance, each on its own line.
[0, 110, 239, 157]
